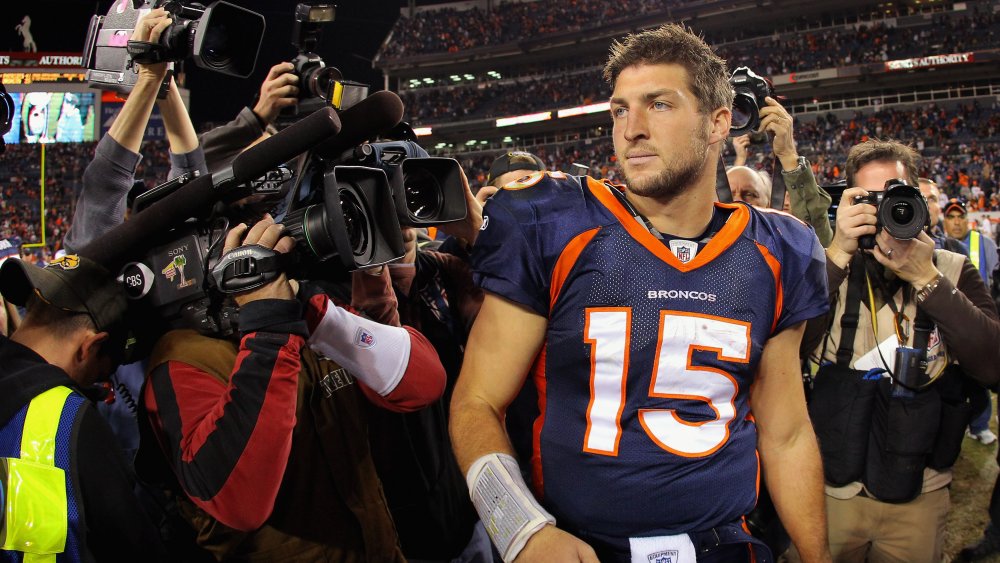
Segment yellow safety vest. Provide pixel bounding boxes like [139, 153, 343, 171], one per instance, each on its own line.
[969, 230, 982, 272]
[1, 386, 74, 563]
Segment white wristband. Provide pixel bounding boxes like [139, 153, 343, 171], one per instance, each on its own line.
[466, 453, 555, 562]
[307, 298, 410, 396]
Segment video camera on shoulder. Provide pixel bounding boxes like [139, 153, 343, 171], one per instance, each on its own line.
[852, 179, 929, 250]
[82, 0, 265, 95]
[729, 66, 773, 137]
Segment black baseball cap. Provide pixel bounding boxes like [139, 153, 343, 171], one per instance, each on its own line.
[0, 254, 126, 333]
[486, 151, 545, 186]
[944, 198, 967, 216]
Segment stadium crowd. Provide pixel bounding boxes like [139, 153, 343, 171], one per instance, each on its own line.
[397, 8, 999, 124]
[4, 3, 1000, 563]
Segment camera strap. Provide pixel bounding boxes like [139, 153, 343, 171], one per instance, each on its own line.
[210, 244, 295, 294]
[835, 253, 867, 366]
[715, 156, 733, 203]
[126, 40, 170, 66]
[768, 156, 787, 211]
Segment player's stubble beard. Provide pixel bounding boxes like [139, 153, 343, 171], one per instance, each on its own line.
[622, 117, 711, 202]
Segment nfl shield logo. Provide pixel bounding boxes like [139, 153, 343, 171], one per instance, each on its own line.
[355, 327, 376, 349]
[676, 246, 691, 263]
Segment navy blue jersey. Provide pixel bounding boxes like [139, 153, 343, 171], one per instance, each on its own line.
[472, 172, 828, 540]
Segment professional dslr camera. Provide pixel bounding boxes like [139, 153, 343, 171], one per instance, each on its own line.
[729, 66, 773, 137]
[82, 0, 265, 95]
[852, 179, 929, 250]
[283, 4, 369, 121]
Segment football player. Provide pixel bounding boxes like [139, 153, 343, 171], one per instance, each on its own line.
[451, 24, 832, 563]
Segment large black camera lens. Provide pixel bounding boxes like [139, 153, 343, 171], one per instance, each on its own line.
[339, 187, 372, 257]
[880, 183, 928, 241]
[731, 93, 757, 135]
[891, 201, 914, 225]
[403, 168, 444, 222]
[190, 1, 264, 78]
[729, 67, 773, 138]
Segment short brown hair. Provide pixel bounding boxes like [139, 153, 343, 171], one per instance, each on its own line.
[845, 139, 920, 188]
[603, 24, 733, 114]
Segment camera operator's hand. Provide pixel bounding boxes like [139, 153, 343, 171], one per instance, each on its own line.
[872, 230, 941, 289]
[130, 8, 172, 82]
[440, 169, 484, 249]
[475, 185, 499, 206]
[223, 215, 297, 307]
[253, 62, 299, 127]
[758, 97, 799, 172]
[828, 187, 877, 269]
[732, 134, 751, 167]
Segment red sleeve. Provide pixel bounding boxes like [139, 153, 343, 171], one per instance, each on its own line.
[142, 331, 302, 531]
[357, 325, 446, 413]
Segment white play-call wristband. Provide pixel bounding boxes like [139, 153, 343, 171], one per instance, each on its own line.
[466, 453, 555, 562]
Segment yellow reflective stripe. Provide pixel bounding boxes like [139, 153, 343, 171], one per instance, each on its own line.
[2, 386, 72, 557]
[970, 231, 981, 271]
[20, 386, 72, 465]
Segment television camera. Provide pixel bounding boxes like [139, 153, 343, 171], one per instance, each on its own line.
[82, 0, 266, 95]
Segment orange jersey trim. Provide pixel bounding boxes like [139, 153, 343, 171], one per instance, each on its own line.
[585, 177, 749, 272]
[754, 242, 784, 334]
[550, 227, 600, 308]
[530, 345, 548, 499]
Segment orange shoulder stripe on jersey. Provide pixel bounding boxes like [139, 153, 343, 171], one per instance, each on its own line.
[754, 242, 783, 334]
[550, 227, 600, 308]
[530, 346, 548, 499]
[585, 177, 749, 272]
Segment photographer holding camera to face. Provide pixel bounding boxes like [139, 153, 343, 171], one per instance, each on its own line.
[726, 70, 833, 246]
[794, 139, 1000, 563]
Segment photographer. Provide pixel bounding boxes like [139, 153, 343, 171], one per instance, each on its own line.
[728, 97, 833, 246]
[64, 8, 208, 252]
[139, 216, 447, 560]
[199, 61, 299, 173]
[797, 140, 1000, 562]
[356, 173, 489, 561]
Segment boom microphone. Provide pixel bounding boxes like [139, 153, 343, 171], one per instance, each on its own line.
[314, 90, 405, 159]
[230, 107, 341, 184]
[79, 107, 343, 269]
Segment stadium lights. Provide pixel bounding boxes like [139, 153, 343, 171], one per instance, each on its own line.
[422, 78, 434, 84]
[502, 136, 513, 142]
[413, 127, 433, 137]
[463, 74, 474, 80]
[557, 101, 611, 118]
[435, 142, 447, 149]
[450, 75, 462, 81]
[496, 112, 552, 127]
[465, 140, 478, 145]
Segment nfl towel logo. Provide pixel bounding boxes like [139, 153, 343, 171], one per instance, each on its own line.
[355, 327, 376, 349]
[668, 240, 698, 264]
[648, 550, 679, 563]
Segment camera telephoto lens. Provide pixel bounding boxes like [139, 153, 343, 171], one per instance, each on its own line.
[339, 188, 371, 257]
[403, 168, 444, 222]
[199, 22, 233, 70]
[731, 95, 755, 133]
[891, 201, 914, 225]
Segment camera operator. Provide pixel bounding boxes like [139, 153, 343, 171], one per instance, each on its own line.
[796, 140, 1000, 562]
[727, 97, 834, 247]
[199, 62, 299, 173]
[352, 172, 490, 561]
[0, 255, 166, 561]
[138, 215, 447, 560]
[64, 8, 208, 252]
